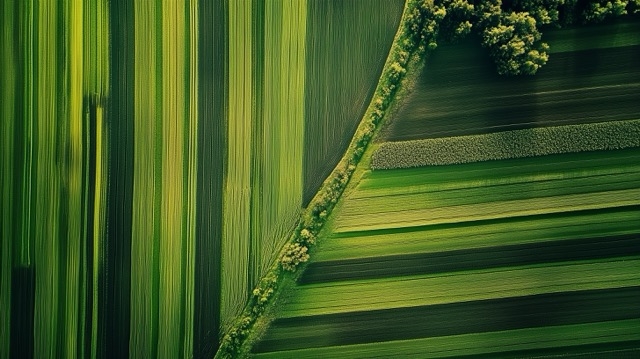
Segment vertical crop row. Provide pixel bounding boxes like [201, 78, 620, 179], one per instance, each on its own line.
[222, 0, 253, 331]
[0, 0, 110, 357]
[129, 0, 199, 357]
[221, 0, 307, 333]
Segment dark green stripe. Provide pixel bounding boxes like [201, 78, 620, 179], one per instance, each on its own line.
[193, 0, 227, 357]
[249, 0, 265, 295]
[103, 0, 134, 356]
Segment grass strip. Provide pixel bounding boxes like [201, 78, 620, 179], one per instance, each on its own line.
[316, 207, 640, 261]
[335, 187, 640, 233]
[358, 147, 640, 194]
[252, 319, 640, 359]
[343, 171, 639, 215]
[301, 234, 640, 284]
[372, 119, 640, 170]
[281, 257, 640, 318]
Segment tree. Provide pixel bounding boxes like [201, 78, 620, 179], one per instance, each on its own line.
[510, 0, 566, 25]
[437, 0, 475, 42]
[583, 0, 628, 23]
[481, 11, 549, 75]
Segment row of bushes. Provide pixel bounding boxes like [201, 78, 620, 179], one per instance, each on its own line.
[371, 119, 640, 169]
[214, 1, 443, 358]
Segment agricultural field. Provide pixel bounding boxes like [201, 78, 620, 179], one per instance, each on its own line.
[303, 0, 404, 203]
[4, 0, 640, 358]
[383, 20, 640, 141]
[252, 147, 640, 358]
[1, 0, 405, 357]
[250, 12, 640, 359]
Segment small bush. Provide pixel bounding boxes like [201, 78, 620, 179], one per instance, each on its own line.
[280, 243, 309, 271]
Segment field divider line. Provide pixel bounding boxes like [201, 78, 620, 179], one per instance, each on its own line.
[486, 82, 640, 100]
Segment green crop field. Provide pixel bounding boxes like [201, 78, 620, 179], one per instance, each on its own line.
[1, 0, 406, 357]
[303, 0, 404, 203]
[221, 0, 307, 330]
[249, 11, 640, 358]
[4, 0, 640, 358]
[252, 146, 640, 357]
[383, 20, 640, 141]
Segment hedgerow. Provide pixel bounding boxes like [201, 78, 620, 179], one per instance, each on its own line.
[214, 1, 441, 357]
[371, 119, 640, 169]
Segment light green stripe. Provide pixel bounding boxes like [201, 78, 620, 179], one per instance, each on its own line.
[281, 258, 640, 318]
[221, 0, 253, 330]
[33, 0, 61, 356]
[183, 0, 199, 356]
[131, 0, 161, 356]
[158, 0, 185, 356]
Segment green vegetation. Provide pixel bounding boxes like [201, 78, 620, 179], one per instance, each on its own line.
[284, 258, 640, 317]
[236, 2, 639, 356]
[216, 0, 442, 356]
[432, 0, 640, 75]
[4, 0, 639, 357]
[253, 319, 640, 358]
[221, 0, 307, 332]
[250, 3, 640, 353]
[384, 26, 640, 141]
[252, 145, 640, 357]
[372, 119, 640, 169]
[337, 150, 640, 233]
[0, 0, 111, 357]
[303, 0, 405, 203]
[128, 1, 199, 357]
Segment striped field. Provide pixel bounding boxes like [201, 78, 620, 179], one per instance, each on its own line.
[252, 146, 640, 357]
[221, 0, 307, 331]
[246, 13, 640, 359]
[1, 0, 306, 357]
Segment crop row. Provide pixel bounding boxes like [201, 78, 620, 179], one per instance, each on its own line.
[283, 257, 640, 318]
[252, 319, 640, 359]
[372, 119, 640, 169]
[359, 147, 640, 195]
[316, 206, 640, 262]
[257, 286, 640, 353]
[339, 187, 640, 233]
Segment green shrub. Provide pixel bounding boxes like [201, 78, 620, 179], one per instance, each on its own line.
[371, 120, 640, 169]
[280, 243, 310, 272]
